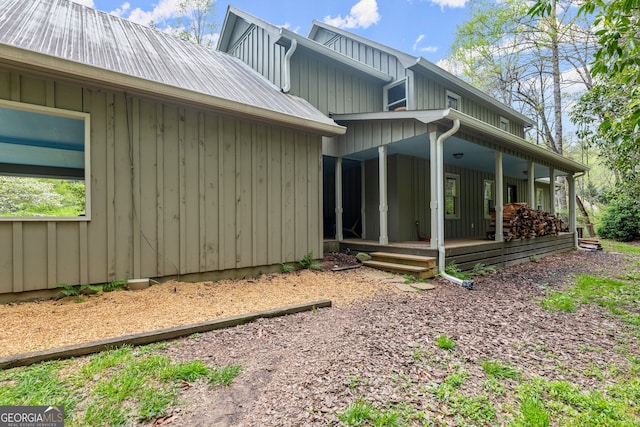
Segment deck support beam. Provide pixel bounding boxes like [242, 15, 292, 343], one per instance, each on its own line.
[360, 161, 366, 239]
[335, 157, 343, 241]
[378, 146, 388, 245]
[494, 151, 504, 242]
[568, 174, 577, 247]
[527, 161, 535, 207]
[549, 167, 556, 214]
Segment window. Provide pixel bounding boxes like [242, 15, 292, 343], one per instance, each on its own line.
[507, 184, 518, 204]
[499, 117, 509, 131]
[446, 90, 461, 110]
[445, 173, 460, 219]
[536, 188, 544, 210]
[483, 180, 494, 219]
[0, 99, 90, 220]
[384, 78, 407, 111]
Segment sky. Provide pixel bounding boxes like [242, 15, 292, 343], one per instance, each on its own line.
[73, 0, 470, 63]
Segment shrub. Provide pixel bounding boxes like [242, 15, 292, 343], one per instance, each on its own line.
[596, 197, 640, 242]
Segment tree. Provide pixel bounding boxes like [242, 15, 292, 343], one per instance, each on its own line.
[162, 0, 217, 48]
[450, 0, 596, 156]
[530, 0, 640, 200]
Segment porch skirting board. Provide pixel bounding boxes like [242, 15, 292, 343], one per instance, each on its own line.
[339, 233, 575, 272]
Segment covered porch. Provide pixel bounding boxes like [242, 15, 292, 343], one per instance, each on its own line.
[323, 109, 585, 272]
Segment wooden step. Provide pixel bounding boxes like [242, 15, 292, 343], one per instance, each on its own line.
[369, 252, 436, 268]
[362, 260, 436, 279]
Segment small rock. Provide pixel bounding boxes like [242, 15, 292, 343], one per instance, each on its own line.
[394, 283, 419, 292]
[355, 252, 372, 262]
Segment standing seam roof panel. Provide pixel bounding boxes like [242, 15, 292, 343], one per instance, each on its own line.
[0, 0, 338, 128]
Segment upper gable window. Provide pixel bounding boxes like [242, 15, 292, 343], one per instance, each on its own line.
[499, 117, 509, 131]
[384, 78, 407, 111]
[0, 100, 90, 220]
[446, 90, 461, 110]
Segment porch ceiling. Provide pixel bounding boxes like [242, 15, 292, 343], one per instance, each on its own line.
[342, 134, 558, 180]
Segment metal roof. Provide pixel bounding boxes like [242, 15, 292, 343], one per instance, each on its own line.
[0, 0, 344, 135]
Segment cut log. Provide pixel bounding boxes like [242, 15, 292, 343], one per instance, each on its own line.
[488, 203, 561, 240]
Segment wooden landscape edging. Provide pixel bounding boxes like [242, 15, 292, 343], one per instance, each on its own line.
[0, 299, 332, 370]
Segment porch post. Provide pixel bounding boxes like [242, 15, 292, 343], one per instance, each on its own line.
[494, 151, 504, 242]
[429, 131, 439, 250]
[568, 174, 577, 247]
[527, 161, 535, 207]
[335, 157, 343, 241]
[549, 167, 556, 214]
[360, 161, 367, 239]
[378, 145, 389, 245]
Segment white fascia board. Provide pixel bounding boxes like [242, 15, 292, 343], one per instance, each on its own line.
[278, 28, 393, 83]
[1, 44, 346, 137]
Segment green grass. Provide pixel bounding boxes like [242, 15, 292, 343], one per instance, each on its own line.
[209, 364, 243, 386]
[337, 399, 425, 427]
[0, 344, 241, 426]
[482, 360, 521, 380]
[602, 240, 640, 255]
[513, 376, 640, 427]
[436, 334, 456, 351]
[541, 274, 640, 334]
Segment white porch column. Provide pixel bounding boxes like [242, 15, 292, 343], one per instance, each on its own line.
[335, 157, 343, 241]
[495, 151, 504, 242]
[429, 131, 439, 250]
[378, 146, 389, 245]
[527, 161, 535, 207]
[549, 167, 556, 214]
[568, 174, 577, 247]
[360, 161, 367, 239]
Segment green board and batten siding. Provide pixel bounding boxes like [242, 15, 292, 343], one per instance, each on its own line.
[0, 69, 323, 294]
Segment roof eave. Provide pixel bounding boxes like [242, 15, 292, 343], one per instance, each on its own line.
[1, 44, 346, 137]
[332, 109, 585, 173]
[411, 58, 534, 126]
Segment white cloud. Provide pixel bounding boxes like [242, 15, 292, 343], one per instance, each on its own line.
[70, 0, 95, 7]
[324, 0, 380, 29]
[430, 0, 467, 9]
[412, 34, 439, 53]
[125, 0, 181, 26]
[110, 2, 130, 17]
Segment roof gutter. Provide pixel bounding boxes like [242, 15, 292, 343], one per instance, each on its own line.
[434, 117, 473, 289]
[0, 44, 345, 137]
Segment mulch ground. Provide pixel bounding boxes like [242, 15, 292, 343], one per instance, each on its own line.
[153, 248, 640, 426]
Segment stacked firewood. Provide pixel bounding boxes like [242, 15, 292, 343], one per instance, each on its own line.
[489, 203, 561, 241]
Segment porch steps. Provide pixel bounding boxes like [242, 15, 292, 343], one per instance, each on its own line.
[363, 252, 437, 279]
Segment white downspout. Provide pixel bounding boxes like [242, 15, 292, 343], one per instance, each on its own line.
[281, 38, 297, 93]
[436, 118, 473, 289]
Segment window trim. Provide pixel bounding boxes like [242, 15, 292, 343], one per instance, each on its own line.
[499, 116, 509, 132]
[446, 90, 461, 110]
[384, 78, 408, 111]
[483, 179, 494, 220]
[0, 99, 91, 222]
[445, 173, 460, 220]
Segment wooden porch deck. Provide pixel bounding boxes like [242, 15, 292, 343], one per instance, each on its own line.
[334, 233, 576, 271]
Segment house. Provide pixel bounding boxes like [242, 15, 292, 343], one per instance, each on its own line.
[0, 0, 345, 300]
[218, 7, 586, 272]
